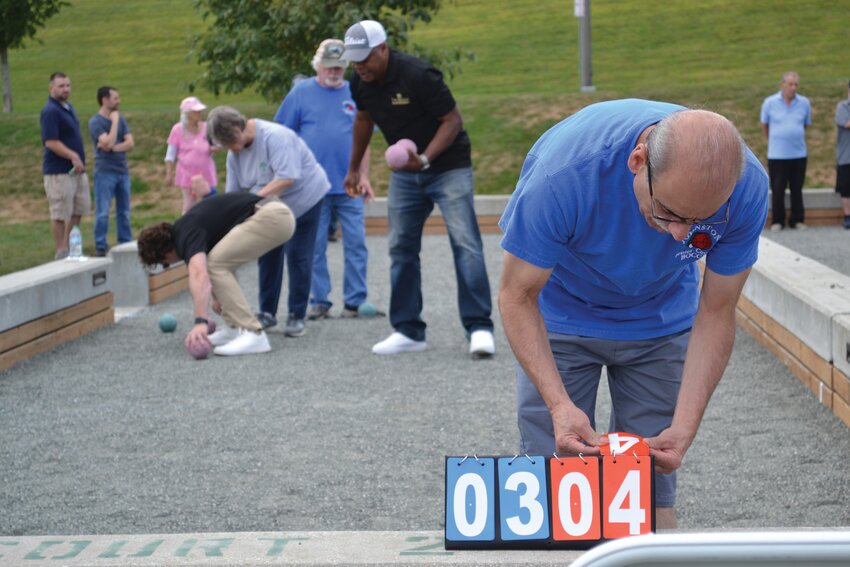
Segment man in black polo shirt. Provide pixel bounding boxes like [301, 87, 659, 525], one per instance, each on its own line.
[137, 193, 295, 357]
[40, 72, 91, 259]
[341, 19, 495, 358]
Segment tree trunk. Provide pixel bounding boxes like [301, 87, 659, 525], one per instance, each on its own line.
[1, 47, 11, 113]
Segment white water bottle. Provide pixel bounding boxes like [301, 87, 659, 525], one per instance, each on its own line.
[68, 225, 83, 260]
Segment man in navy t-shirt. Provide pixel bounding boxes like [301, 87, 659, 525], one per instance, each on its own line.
[40, 72, 91, 259]
[499, 100, 768, 529]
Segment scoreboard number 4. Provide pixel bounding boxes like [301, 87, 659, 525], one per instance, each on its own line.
[445, 433, 655, 549]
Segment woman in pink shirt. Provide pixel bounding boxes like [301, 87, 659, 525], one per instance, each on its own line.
[164, 97, 219, 213]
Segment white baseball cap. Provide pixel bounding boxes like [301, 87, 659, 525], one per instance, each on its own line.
[341, 20, 387, 62]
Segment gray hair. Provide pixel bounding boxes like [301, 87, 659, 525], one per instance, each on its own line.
[646, 109, 746, 196]
[206, 106, 246, 146]
[782, 71, 799, 83]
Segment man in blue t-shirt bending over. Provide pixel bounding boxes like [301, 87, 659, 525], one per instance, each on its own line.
[499, 99, 769, 529]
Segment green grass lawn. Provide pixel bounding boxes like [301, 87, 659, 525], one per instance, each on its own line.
[1, 0, 849, 275]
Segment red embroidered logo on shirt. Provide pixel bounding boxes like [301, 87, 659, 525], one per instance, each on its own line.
[688, 231, 712, 250]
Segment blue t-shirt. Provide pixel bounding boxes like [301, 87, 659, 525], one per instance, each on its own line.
[274, 78, 357, 196]
[499, 99, 769, 340]
[40, 97, 86, 174]
[760, 91, 811, 160]
[88, 113, 131, 175]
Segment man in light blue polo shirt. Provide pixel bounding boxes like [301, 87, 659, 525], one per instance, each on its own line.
[499, 99, 768, 529]
[760, 71, 812, 231]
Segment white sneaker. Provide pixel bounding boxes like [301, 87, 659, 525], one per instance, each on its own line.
[214, 329, 271, 356]
[769, 223, 782, 232]
[469, 330, 495, 358]
[794, 222, 807, 231]
[372, 332, 427, 355]
[208, 325, 240, 346]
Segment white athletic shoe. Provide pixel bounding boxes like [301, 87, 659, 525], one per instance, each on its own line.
[469, 330, 495, 358]
[208, 325, 240, 346]
[372, 332, 427, 355]
[214, 329, 271, 356]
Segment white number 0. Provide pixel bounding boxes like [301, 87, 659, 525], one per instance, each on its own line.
[504, 472, 544, 536]
[558, 472, 594, 536]
[453, 473, 488, 537]
[608, 470, 646, 534]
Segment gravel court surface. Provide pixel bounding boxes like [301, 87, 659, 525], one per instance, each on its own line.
[761, 223, 850, 276]
[0, 232, 848, 537]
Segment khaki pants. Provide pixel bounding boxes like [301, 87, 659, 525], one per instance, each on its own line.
[207, 201, 296, 331]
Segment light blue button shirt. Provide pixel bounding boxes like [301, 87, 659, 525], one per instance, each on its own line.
[760, 91, 811, 159]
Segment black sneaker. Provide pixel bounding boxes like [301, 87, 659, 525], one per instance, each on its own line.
[255, 311, 278, 329]
[95, 248, 108, 257]
[283, 316, 305, 337]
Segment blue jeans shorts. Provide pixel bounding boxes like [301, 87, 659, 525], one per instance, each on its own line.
[515, 329, 690, 507]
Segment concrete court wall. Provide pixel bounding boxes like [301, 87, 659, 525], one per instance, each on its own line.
[738, 239, 850, 428]
[362, 189, 845, 233]
[0, 257, 114, 371]
[0, 257, 112, 333]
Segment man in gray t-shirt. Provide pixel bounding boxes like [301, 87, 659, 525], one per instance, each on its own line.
[209, 106, 330, 336]
[89, 86, 134, 255]
[835, 80, 850, 229]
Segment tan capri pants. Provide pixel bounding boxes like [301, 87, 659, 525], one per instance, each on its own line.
[207, 200, 296, 331]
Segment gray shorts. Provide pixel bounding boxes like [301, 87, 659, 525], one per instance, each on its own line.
[516, 329, 690, 507]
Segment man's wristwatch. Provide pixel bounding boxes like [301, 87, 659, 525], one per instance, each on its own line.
[418, 154, 430, 171]
[194, 317, 209, 326]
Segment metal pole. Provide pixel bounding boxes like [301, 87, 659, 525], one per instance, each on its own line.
[577, 0, 595, 92]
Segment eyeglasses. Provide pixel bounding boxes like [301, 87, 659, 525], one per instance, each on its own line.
[646, 154, 730, 226]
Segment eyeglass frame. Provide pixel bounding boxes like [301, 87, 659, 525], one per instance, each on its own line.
[646, 153, 731, 226]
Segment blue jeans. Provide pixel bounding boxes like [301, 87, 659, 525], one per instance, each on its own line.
[93, 170, 132, 251]
[387, 167, 492, 341]
[257, 199, 322, 320]
[310, 194, 368, 309]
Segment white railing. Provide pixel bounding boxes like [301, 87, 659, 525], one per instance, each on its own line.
[571, 531, 850, 567]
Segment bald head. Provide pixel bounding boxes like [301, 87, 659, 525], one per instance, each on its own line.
[647, 109, 746, 204]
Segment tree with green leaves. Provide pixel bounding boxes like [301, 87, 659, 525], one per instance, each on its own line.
[190, 0, 469, 102]
[0, 0, 70, 113]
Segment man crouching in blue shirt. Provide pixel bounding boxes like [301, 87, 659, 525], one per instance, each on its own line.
[498, 100, 769, 529]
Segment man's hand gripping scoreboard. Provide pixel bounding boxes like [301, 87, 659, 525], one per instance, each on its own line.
[445, 433, 655, 549]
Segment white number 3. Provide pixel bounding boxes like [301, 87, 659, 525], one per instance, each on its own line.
[505, 472, 544, 536]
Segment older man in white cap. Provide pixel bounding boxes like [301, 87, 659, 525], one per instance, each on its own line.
[274, 39, 378, 321]
[341, 19, 496, 359]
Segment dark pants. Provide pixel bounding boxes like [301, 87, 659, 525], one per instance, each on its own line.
[257, 199, 323, 319]
[768, 157, 807, 227]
